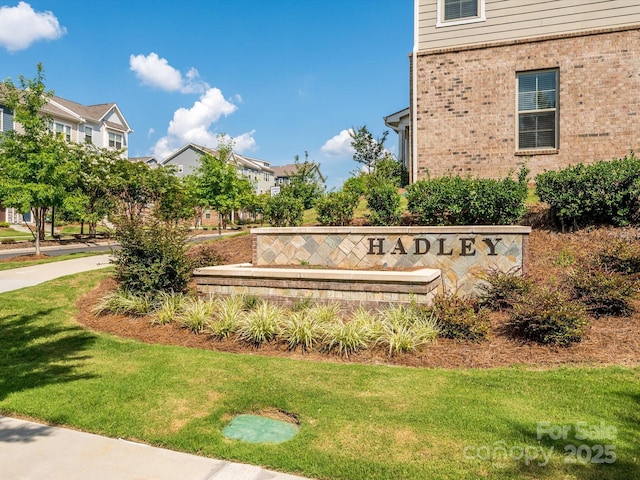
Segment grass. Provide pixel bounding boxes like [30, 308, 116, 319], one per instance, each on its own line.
[59, 224, 111, 235]
[0, 227, 31, 239]
[0, 271, 639, 480]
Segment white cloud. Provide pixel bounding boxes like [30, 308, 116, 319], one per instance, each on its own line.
[321, 129, 355, 158]
[152, 88, 256, 159]
[129, 52, 209, 94]
[0, 2, 66, 52]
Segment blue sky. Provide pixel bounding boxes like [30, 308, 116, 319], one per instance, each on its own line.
[0, 0, 413, 188]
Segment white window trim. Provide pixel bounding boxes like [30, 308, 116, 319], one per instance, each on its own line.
[108, 131, 123, 149]
[515, 69, 559, 152]
[436, 0, 486, 28]
[54, 121, 72, 142]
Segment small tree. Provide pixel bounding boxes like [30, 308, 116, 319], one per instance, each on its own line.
[264, 190, 304, 227]
[286, 152, 325, 209]
[350, 125, 390, 174]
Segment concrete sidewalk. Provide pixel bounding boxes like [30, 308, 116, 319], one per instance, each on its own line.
[0, 416, 310, 480]
[0, 254, 112, 293]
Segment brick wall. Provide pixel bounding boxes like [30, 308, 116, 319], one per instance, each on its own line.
[414, 27, 640, 180]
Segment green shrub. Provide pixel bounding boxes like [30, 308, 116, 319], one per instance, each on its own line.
[507, 287, 589, 346]
[112, 216, 193, 294]
[236, 302, 283, 345]
[264, 192, 304, 227]
[477, 267, 534, 311]
[430, 293, 490, 342]
[0, 221, 9, 228]
[315, 190, 359, 226]
[1, 238, 16, 244]
[567, 262, 635, 317]
[406, 167, 529, 225]
[342, 176, 367, 198]
[365, 181, 402, 226]
[596, 238, 640, 275]
[535, 153, 640, 230]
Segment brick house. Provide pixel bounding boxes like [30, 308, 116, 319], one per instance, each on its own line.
[408, 0, 640, 182]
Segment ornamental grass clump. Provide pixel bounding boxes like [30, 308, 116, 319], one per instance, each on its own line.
[93, 289, 155, 316]
[507, 287, 589, 346]
[279, 309, 325, 351]
[323, 307, 376, 356]
[377, 305, 439, 355]
[152, 291, 188, 325]
[236, 302, 283, 346]
[207, 296, 244, 339]
[179, 297, 215, 333]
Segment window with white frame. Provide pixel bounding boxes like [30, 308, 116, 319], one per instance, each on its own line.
[84, 126, 93, 144]
[108, 132, 123, 149]
[438, 0, 484, 26]
[54, 122, 71, 142]
[517, 70, 558, 150]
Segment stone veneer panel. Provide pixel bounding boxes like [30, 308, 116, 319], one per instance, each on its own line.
[252, 226, 530, 294]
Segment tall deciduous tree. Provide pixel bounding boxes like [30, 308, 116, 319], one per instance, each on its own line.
[194, 139, 254, 231]
[285, 152, 325, 209]
[0, 64, 78, 254]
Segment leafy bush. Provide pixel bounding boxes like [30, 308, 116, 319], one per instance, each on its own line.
[0, 221, 9, 228]
[477, 267, 534, 311]
[365, 181, 402, 226]
[596, 238, 640, 275]
[507, 287, 589, 346]
[112, 215, 193, 294]
[264, 191, 304, 227]
[315, 190, 360, 226]
[1, 238, 16, 244]
[342, 176, 367, 198]
[186, 242, 226, 269]
[567, 262, 635, 317]
[430, 293, 490, 342]
[406, 166, 528, 225]
[535, 153, 640, 230]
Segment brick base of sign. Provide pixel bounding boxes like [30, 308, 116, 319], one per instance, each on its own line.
[194, 264, 441, 309]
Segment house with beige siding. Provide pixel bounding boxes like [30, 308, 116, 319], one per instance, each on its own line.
[409, 0, 640, 182]
[0, 94, 132, 224]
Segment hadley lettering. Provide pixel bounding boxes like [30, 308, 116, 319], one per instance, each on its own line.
[367, 237, 502, 256]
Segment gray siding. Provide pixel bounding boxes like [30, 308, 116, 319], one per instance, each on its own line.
[163, 147, 203, 177]
[418, 0, 640, 52]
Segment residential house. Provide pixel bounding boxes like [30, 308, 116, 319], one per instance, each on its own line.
[0, 94, 132, 223]
[271, 162, 325, 187]
[409, 0, 640, 182]
[384, 107, 411, 175]
[160, 144, 276, 225]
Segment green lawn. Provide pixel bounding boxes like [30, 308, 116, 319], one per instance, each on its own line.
[0, 227, 31, 239]
[0, 271, 638, 480]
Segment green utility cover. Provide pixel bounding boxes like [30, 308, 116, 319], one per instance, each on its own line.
[223, 414, 298, 444]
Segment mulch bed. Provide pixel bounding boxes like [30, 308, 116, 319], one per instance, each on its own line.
[75, 230, 640, 369]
